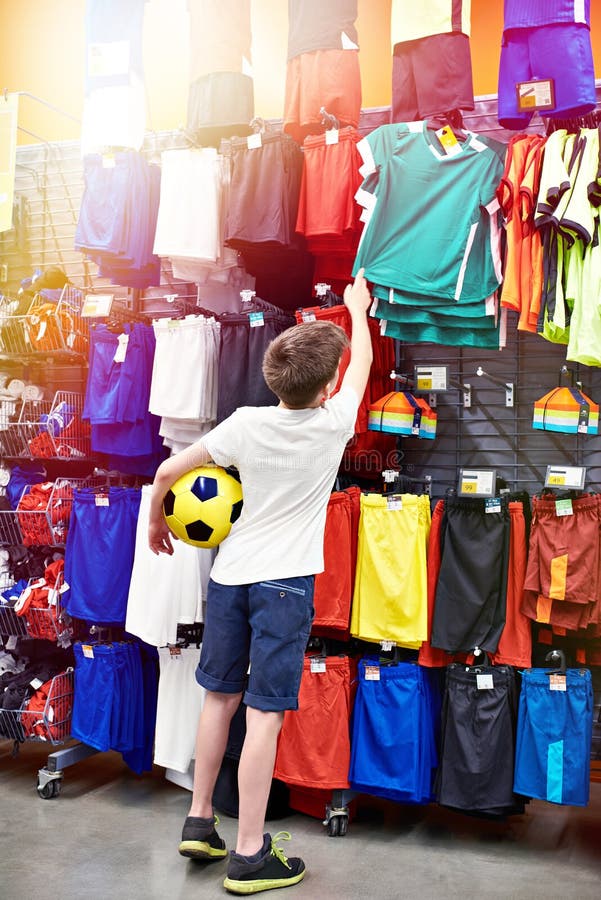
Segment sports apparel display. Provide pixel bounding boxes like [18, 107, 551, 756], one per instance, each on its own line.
[353, 121, 506, 348]
[437, 662, 525, 816]
[391, 0, 471, 44]
[349, 659, 441, 804]
[75, 152, 161, 289]
[287, 0, 358, 59]
[71, 639, 158, 775]
[312, 488, 360, 638]
[274, 655, 356, 789]
[153, 646, 206, 774]
[351, 493, 431, 648]
[514, 667, 594, 806]
[187, 0, 253, 142]
[64, 487, 141, 625]
[498, 2, 595, 129]
[125, 486, 212, 647]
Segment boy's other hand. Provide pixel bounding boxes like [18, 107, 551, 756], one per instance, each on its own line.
[343, 268, 372, 316]
[149, 516, 177, 555]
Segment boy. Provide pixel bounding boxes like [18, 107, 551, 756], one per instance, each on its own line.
[148, 270, 373, 894]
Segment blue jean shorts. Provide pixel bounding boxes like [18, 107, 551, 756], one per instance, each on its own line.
[196, 576, 315, 712]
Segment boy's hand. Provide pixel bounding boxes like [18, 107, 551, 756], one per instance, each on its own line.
[149, 515, 177, 556]
[343, 268, 372, 316]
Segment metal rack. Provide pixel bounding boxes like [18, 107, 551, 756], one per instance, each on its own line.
[0, 478, 76, 547]
[0, 285, 89, 359]
[3, 390, 91, 461]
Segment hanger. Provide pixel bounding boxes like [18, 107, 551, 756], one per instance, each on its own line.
[468, 647, 490, 670]
[425, 109, 468, 142]
[320, 107, 340, 131]
[545, 649, 567, 675]
[175, 622, 203, 648]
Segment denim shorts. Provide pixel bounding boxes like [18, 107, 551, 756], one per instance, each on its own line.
[196, 576, 315, 711]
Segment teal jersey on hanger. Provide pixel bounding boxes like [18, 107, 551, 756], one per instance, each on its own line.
[352, 121, 505, 302]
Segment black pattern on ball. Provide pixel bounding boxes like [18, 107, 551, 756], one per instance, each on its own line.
[191, 476, 218, 502]
[163, 489, 176, 518]
[230, 499, 243, 524]
[186, 520, 215, 543]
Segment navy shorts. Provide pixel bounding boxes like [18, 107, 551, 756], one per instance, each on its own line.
[197, 576, 315, 711]
[392, 32, 474, 123]
[498, 23, 596, 129]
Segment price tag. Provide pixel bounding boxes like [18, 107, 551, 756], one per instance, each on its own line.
[37, 320, 47, 342]
[555, 499, 573, 517]
[476, 673, 494, 690]
[545, 466, 586, 491]
[30, 678, 43, 690]
[387, 497, 402, 511]
[248, 312, 264, 328]
[435, 126, 462, 157]
[301, 311, 317, 322]
[414, 366, 448, 393]
[380, 641, 394, 652]
[325, 128, 339, 145]
[517, 78, 555, 112]
[310, 658, 327, 674]
[95, 494, 110, 507]
[247, 133, 262, 150]
[6, 635, 17, 651]
[169, 646, 182, 659]
[82, 294, 114, 318]
[82, 644, 95, 659]
[458, 469, 496, 498]
[549, 674, 567, 692]
[47, 705, 54, 723]
[485, 497, 502, 514]
[113, 333, 129, 363]
[48, 589, 58, 607]
[364, 665, 380, 681]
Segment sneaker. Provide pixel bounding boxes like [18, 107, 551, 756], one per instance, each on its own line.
[179, 814, 227, 860]
[223, 831, 306, 894]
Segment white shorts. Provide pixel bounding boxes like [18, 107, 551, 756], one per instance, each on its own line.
[154, 646, 206, 773]
[149, 317, 220, 421]
[125, 486, 212, 646]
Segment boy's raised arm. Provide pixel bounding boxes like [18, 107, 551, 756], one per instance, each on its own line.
[341, 268, 374, 401]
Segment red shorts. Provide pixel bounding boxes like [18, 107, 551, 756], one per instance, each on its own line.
[296, 127, 363, 239]
[491, 501, 531, 668]
[284, 49, 361, 144]
[273, 655, 356, 789]
[313, 491, 354, 637]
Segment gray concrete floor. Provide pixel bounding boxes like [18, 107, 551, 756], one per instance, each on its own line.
[0, 741, 600, 900]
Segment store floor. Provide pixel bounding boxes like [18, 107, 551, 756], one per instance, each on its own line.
[1, 742, 600, 900]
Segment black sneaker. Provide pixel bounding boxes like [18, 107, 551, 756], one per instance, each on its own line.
[223, 831, 306, 894]
[179, 814, 227, 860]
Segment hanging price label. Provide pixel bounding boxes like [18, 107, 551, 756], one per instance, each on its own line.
[414, 365, 448, 392]
[364, 665, 381, 681]
[549, 674, 567, 692]
[476, 674, 494, 690]
[458, 469, 496, 498]
[247, 132, 262, 150]
[555, 499, 573, 517]
[82, 645, 95, 659]
[310, 658, 327, 674]
[248, 312, 265, 328]
[545, 466, 586, 491]
[386, 497, 402, 511]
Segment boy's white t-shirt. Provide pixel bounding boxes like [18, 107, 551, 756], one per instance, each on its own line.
[202, 385, 359, 585]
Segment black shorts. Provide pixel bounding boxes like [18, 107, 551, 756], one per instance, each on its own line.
[392, 31, 474, 123]
[216, 310, 294, 422]
[225, 134, 304, 248]
[431, 497, 510, 653]
[436, 663, 524, 815]
[187, 72, 254, 145]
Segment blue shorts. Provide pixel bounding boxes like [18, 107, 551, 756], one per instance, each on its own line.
[498, 23, 596, 129]
[513, 668, 593, 806]
[72, 642, 117, 751]
[349, 659, 440, 804]
[64, 488, 142, 625]
[197, 576, 315, 712]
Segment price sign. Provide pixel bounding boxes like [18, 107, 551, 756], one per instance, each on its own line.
[414, 365, 448, 393]
[82, 294, 114, 318]
[458, 469, 496, 498]
[544, 466, 586, 491]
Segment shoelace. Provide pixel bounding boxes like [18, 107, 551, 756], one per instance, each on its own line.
[270, 832, 292, 870]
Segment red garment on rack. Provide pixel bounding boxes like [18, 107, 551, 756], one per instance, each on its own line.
[313, 490, 359, 638]
[274, 655, 357, 789]
[15, 558, 66, 641]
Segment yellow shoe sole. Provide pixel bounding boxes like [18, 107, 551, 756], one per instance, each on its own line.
[179, 840, 228, 860]
[223, 870, 306, 894]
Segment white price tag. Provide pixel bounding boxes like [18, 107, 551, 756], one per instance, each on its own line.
[47, 705, 54, 723]
[301, 311, 317, 322]
[95, 495, 110, 507]
[82, 644, 95, 659]
[387, 497, 402, 511]
[476, 673, 494, 690]
[169, 646, 182, 659]
[247, 133, 262, 150]
[549, 674, 567, 691]
[30, 678, 43, 690]
[459, 469, 495, 497]
[364, 665, 380, 681]
[6, 635, 17, 651]
[113, 333, 129, 363]
[310, 658, 327, 674]
[325, 128, 339, 145]
[545, 466, 586, 491]
[37, 320, 47, 342]
[415, 366, 448, 392]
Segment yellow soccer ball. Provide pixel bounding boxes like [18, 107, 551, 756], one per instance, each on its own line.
[163, 466, 243, 548]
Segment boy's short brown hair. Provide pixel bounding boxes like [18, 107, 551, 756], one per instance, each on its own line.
[262, 321, 349, 408]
